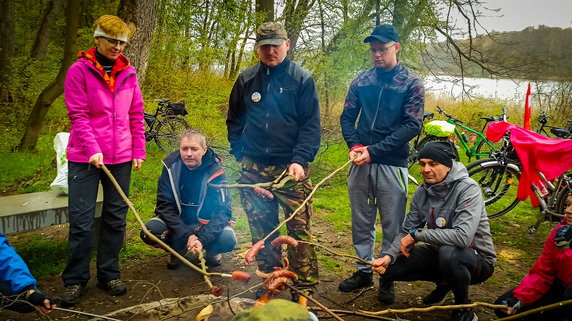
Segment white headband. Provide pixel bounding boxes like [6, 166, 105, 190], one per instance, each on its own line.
[93, 26, 128, 42]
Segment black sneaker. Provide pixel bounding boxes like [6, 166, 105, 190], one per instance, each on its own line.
[61, 284, 87, 307]
[338, 270, 373, 292]
[205, 253, 222, 267]
[167, 254, 183, 270]
[423, 285, 451, 305]
[377, 280, 395, 305]
[97, 279, 127, 296]
[448, 308, 478, 321]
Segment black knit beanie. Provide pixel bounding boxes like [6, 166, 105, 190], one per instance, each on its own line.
[418, 141, 456, 168]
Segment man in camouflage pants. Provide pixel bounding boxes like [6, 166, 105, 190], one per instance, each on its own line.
[226, 22, 321, 291]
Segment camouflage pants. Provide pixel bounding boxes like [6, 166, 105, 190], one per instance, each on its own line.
[238, 157, 318, 283]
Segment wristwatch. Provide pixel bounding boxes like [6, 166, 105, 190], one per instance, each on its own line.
[409, 227, 418, 240]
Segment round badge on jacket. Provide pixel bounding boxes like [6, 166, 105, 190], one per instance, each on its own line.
[435, 216, 447, 228]
[251, 92, 261, 103]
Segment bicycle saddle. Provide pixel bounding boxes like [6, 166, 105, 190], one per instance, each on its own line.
[480, 116, 496, 122]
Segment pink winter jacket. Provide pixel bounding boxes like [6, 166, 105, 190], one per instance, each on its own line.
[512, 222, 572, 305]
[64, 49, 146, 164]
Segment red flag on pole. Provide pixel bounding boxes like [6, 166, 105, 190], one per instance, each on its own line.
[523, 83, 532, 129]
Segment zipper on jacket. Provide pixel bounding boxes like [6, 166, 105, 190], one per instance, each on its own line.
[265, 68, 272, 156]
[110, 71, 135, 164]
[430, 207, 435, 228]
[369, 87, 384, 145]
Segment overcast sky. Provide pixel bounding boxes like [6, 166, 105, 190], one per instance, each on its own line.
[474, 0, 572, 32]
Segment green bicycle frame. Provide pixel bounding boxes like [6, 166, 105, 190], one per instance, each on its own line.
[448, 119, 499, 159]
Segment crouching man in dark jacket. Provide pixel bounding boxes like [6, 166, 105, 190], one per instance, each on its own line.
[141, 129, 236, 269]
[373, 141, 497, 321]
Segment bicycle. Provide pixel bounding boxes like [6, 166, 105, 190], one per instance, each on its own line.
[409, 106, 506, 166]
[536, 110, 572, 138]
[144, 99, 190, 153]
[407, 111, 434, 168]
[437, 106, 505, 160]
[467, 129, 572, 230]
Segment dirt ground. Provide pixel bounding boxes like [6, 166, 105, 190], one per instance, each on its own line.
[0, 211, 546, 321]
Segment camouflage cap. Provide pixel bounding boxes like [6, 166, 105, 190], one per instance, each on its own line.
[255, 22, 288, 47]
[232, 299, 313, 321]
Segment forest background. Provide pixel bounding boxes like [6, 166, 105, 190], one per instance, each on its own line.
[1, 1, 572, 317]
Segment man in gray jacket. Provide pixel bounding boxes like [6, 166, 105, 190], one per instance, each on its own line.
[373, 141, 496, 321]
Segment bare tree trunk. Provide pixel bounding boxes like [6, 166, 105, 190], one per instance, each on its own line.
[0, 0, 15, 102]
[30, 0, 63, 60]
[18, 0, 81, 150]
[284, 0, 315, 60]
[231, 29, 249, 79]
[256, 0, 274, 22]
[230, 7, 253, 80]
[117, 0, 159, 84]
[317, 0, 330, 113]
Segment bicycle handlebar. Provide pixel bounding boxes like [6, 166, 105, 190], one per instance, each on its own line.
[436, 105, 463, 124]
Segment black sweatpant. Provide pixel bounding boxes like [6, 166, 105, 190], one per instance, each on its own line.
[383, 244, 494, 304]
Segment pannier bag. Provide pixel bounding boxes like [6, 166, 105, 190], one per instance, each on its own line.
[165, 101, 188, 116]
[424, 120, 455, 137]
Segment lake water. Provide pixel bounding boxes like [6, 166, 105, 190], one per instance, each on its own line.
[424, 75, 555, 103]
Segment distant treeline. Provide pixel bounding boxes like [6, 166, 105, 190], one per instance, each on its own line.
[424, 25, 572, 81]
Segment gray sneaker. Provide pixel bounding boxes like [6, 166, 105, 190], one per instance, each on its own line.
[97, 279, 127, 296]
[61, 284, 87, 307]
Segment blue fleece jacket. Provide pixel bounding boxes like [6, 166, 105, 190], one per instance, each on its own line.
[340, 63, 424, 167]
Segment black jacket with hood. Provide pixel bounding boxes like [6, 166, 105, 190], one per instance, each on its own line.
[154, 148, 233, 248]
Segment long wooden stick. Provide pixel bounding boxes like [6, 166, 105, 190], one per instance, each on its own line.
[307, 307, 403, 321]
[101, 165, 231, 280]
[259, 159, 352, 243]
[298, 240, 372, 266]
[286, 284, 345, 321]
[495, 299, 572, 320]
[360, 302, 507, 316]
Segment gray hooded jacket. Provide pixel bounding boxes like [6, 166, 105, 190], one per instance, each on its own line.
[387, 162, 497, 265]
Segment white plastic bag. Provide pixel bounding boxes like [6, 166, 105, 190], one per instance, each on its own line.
[50, 132, 70, 195]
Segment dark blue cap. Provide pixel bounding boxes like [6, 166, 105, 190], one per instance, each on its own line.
[364, 24, 399, 43]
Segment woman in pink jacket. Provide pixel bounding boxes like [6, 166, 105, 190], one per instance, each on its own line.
[495, 192, 572, 320]
[61, 15, 145, 306]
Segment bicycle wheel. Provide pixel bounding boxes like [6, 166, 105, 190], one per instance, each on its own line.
[474, 139, 502, 160]
[465, 157, 492, 172]
[155, 117, 190, 153]
[469, 162, 521, 218]
[553, 180, 572, 219]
